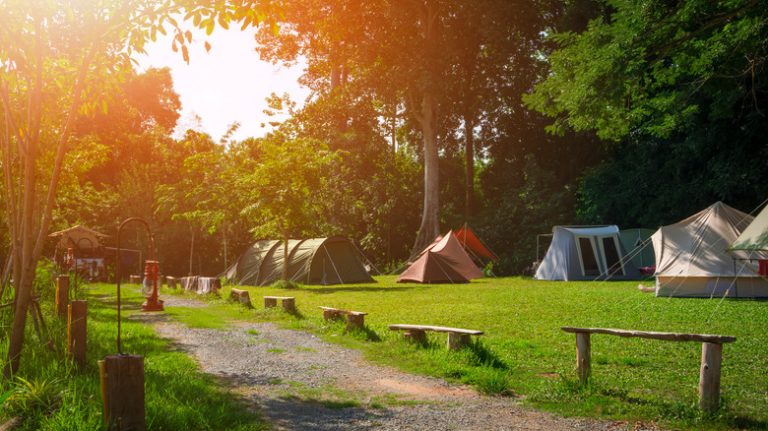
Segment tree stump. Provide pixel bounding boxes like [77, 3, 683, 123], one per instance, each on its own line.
[282, 297, 296, 313]
[56, 275, 69, 317]
[403, 329, 427, 344]
[67, 300, 87, 368]
[230, 288, 252, 308]
[447, 332, 471, 350]
[166, 276, 177, 289]
[264, 297, 277, 308]
[346, 314, 365, 331]
[99, 355, 145, 431]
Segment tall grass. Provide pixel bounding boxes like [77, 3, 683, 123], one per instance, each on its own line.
[0, 272, 266, 430]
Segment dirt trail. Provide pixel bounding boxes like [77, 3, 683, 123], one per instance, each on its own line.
[138, 295, 654, 431]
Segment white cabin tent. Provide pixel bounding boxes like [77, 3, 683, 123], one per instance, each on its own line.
[535, 225, 639, 281]
[652, 201, 768, 298]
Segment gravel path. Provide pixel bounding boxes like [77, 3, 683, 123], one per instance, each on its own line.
[138, 295, 656, 431]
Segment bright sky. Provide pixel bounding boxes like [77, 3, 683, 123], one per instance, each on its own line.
[136, 26, 309, 141]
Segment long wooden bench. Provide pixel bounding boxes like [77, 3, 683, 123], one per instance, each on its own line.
[264, 296, 296, 312]
[229, 288, 253, 308]
[389, 324, 483, 350]
[319, 306, 368, 331]
[561, 326, 736, 412]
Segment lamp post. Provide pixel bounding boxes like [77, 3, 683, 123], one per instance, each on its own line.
[99, 217, 160, 431]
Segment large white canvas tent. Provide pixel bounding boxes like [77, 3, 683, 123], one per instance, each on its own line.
[653, 201, 768, 298]
[535, 225, 639, 281]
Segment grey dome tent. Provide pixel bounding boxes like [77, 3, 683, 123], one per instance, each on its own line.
[224, 236, 374, 286]
[535, 225, 640, 281]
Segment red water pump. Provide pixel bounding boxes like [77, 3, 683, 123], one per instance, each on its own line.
[141, 260, 164, 311]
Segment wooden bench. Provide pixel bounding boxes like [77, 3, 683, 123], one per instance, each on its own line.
[229, 288, 253, 308]
[562, 326, 736, 412]
[264, 296, 296, 312]
[389, 324, 483, 350]
[319, 306, 368, 331]
[129, 275, 141, 284]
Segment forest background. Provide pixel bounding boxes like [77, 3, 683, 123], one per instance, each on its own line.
[2, 0, 766, 279]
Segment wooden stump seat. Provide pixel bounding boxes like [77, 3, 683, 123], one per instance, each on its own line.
[319, 306, 368, 331]
[389, 324, 483, 350]
[264, 296, 296, 312]
[229, 288, 253, 308]
[561, 326, 736, 412]
[166, 276, 177, 289]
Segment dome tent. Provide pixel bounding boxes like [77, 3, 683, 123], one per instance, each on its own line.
[397, 232, 483, 284]
[224, 237, 374, 286]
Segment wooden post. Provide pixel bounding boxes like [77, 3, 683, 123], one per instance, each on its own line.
[282, 297, 296, 313]
[699, 342, 723, 412]
[447, 332, 470, 350]
[404, 329, 426, 344]
[576, 332, 591, 385]
[99, 355, 145, 431]
[346, 314, 365, 331]
[264, 297, 277, 308]
[55, 275, 69, 317]
[67, 300, 87, 368]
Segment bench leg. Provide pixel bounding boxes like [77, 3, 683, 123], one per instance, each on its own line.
[281, 298, 296, 313]
[323, 310, 342, 321]
[576, 332, 591, 385]
[346, 314, 365, 331]
[239, 293, 253, 308]
[699, 342, 723, 412]
[403, 329, 426, 344]
[264, 297, 277, 308]
[447, 333, 471, 351]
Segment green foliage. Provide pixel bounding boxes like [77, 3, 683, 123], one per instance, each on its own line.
[526, 0, 768, 141]
[241, 135, 338, 240]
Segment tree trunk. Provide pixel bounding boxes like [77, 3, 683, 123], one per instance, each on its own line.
[188, 228, 195, 276]
[282, 235, 289, 281]
[410, 1, 441, 257]
[464, 113, 475, 222]
[410, 90, 440, 256]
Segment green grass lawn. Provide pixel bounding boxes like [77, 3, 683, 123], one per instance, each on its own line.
[164, 276, 768, 430]
[0, 283, 267, 431]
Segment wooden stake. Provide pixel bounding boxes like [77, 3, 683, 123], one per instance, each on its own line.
[99, 355, 145, 431]
[699, 342, 723, 412]
[67, 300, 87, 368]
[576, 332, 591, 385]
[55, 275, 69, 317]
